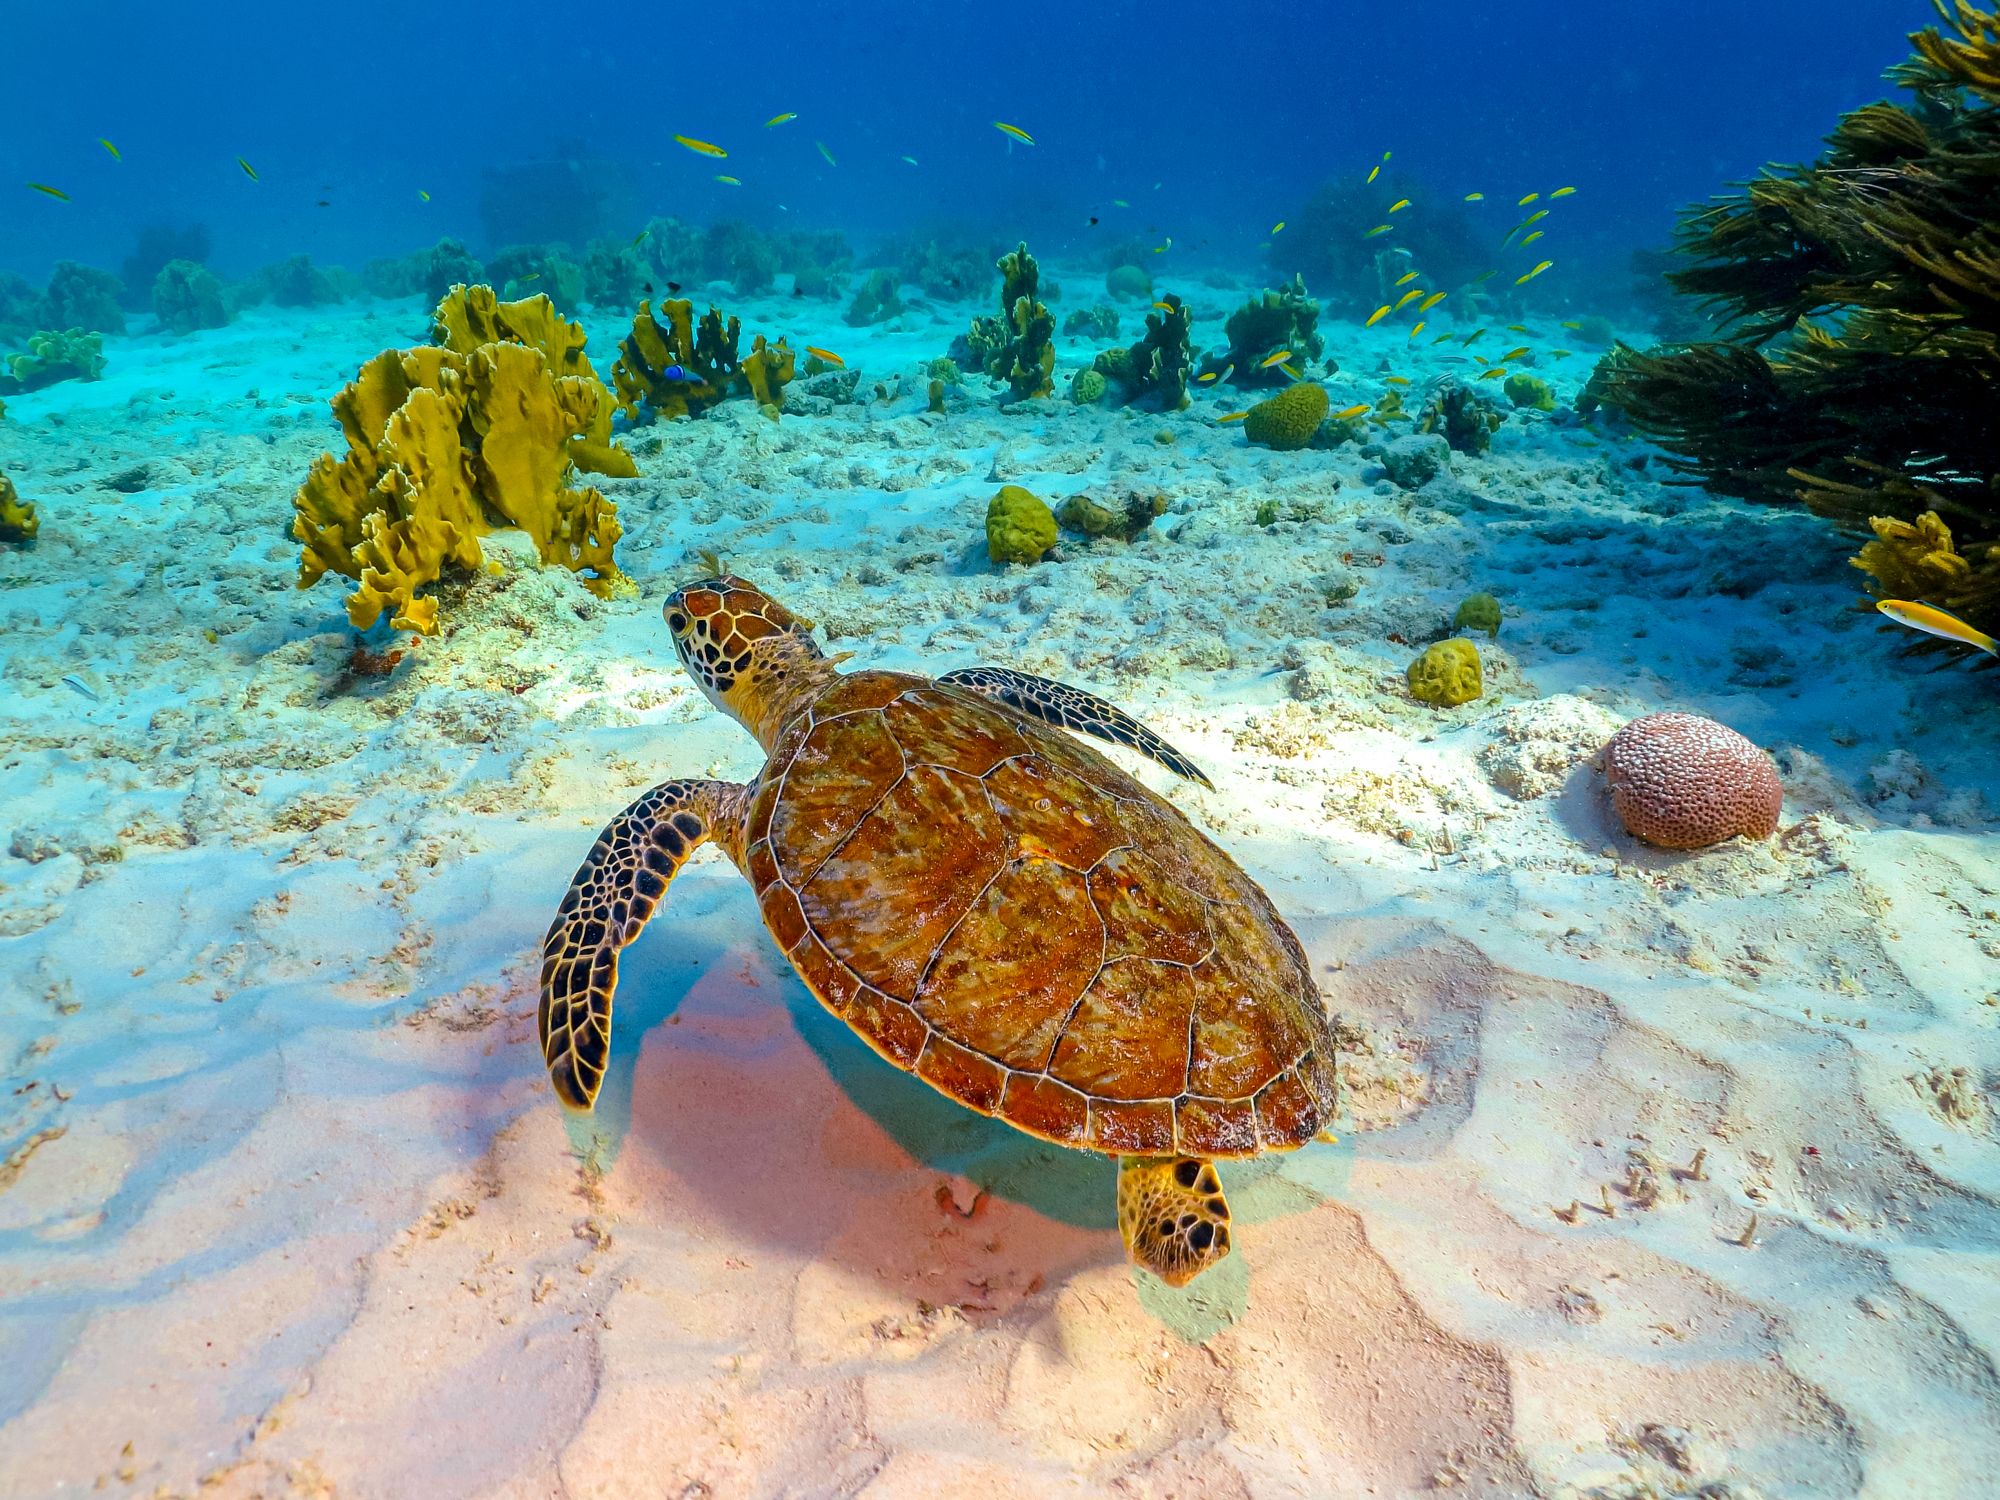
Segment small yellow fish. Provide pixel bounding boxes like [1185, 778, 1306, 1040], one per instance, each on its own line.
[27, 182, 69, 200]
[1500, 346, 1531, 362]
[1389, 198, 1412, 212]
[1417, 291, 1446, 312]
[1432, 332, 1456, 344]
[1473, 355, 1491, 366]
[1363, 224, 1392, 237]
[1522, 230, 1545, 246]
[1549, 186, 1576, 198]
[765, 112, 798, 128]
[816, 140, 837, 166]
[1394, 289, 1423, 311]
[1479, 367, 1508, 380]
[237, 157, 259, 180]
[1464, 328, 1487, 345]
[1516, 260, 1554, 284]
[1523, 208, 1550, 226]
[1408, 320, 1426, 338]
[1152, 242, 1169, 253]
[1551, 349, 1574, 357]
[519, 273, 541, 284]
[1877, 599, 2000, 655]
[1112, 197, 1130, 207]
[715, 174, 742, 185]
[903, 156, 920, 166]
[99, 139, 121, 161]
[1153, 301, 1176, 312]
[1366, 164, 1381, 184]
[1394, 271, 1419, 286]
[1218, 411, 1248, 423]
[1561, 320, 1582, 329]
[1384, 376, 1410, 386]
[805, 345, 846, 367]
[675, 134, 727, 158]
[632, 228, 651, 245]
[1518, 192, 1539, 205]
[1258, 349, 1295, 369]
[1334, 403, 1371, 419]
[1382, 150, 1393, 159]
[1464, 191, 1484, 201]
[1506, 324, 1530, 333]
[419, 189, 431, 201]
[1366, 304, 1392, 327]
[1476, 269, 1499, 281]
[993, 121, 1035, 145]
[1271, 220, 1286, 234]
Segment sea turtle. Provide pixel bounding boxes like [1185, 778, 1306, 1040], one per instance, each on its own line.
[539, 573, 1339, 1285]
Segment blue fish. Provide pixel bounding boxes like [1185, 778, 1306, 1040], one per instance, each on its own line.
[659, 364, 694, 382]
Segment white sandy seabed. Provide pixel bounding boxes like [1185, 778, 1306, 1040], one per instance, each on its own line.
[0, 273, 1996, 1500]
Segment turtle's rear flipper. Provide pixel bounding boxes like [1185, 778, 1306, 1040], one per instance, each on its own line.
[540, 779, 750, 1111]
[1116, 1155, 1232, 1287]
[937, 666, 1213, 789]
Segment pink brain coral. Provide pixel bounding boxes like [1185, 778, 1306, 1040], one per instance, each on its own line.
[1603, 711, 1782, 850]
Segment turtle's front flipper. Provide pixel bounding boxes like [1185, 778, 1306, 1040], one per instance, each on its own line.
[540, 779, 750, 1110]
[1116, 1155, 1233, 1286]
[937, 666, 1213, 789]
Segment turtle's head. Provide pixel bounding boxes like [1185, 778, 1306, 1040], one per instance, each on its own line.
[664, 573, 833, 748]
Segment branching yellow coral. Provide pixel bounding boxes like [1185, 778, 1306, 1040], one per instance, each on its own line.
[292, 289, 632, 635]
[1852, 509, 2000, 631]
[611, 298, 792, 420]
[0, 473, 36, 544]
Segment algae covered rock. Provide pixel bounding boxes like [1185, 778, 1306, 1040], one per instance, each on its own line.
[1056, 487, 1167, 541]
[152, 259, 227, 335]
[1243, 382, 1329, 450]
[44, 261, 125, 334]
[1382, 432, 1451, 488]
[3, 328, 105, 392]
[0, 473, 36, 544]
[1063, 305, 1119, 339]
[1407, 639, 1483, 707]
[844, 268, 904, 327]
[1452, 592, 1503, 638]
[1105, 264, 1152, 302]
[986, 484, 1058, 564]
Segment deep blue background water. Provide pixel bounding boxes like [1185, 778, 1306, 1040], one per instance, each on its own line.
[0, 0, 1936, 294]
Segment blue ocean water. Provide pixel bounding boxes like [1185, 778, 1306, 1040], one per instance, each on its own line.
[2, 0, 1930, 300]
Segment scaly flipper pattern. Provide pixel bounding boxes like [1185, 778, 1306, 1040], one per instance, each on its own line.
[1116, 1155, 1233, 1286]
[539, 778, 749, 1109]
[937, 665, 1214, 789]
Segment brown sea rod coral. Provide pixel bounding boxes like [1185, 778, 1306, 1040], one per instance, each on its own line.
[1603, 712, 1782, 850]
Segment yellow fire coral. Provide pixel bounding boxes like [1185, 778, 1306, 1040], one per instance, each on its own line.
[1407, 639, 1483, 707]
[986, 484, 1058, 564]
[1243, 382, 1329, 450]
[0, 472, 36, 543]
[612, 298, 795, 421]
[1852, 509, 2000, 633]
[293, 294, 629, 635]
[431, 284, 636, 478]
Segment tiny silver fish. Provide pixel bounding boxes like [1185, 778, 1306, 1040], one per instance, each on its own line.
[61, 674, 100, 701]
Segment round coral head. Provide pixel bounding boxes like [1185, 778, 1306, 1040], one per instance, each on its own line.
[1603, 711, 1782, 850]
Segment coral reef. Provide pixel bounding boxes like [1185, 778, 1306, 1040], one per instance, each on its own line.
[2, 329, 106, 392]
[1503, 372, 1554, 411]
[637, 217, 704, 287]
[965, 243, 1055, 402]
[986, 485, 1058, 564]
[0, 473, 36, 544]
[888, 232, 1001, 300]
[432, 284, 634, 477]
[0, 273, 42, 341]
[292, 313, 628, 634]
[1071, 368, 1107, 405]
[1063, 305, 1120, 339]
[1243, 381, 1329, 450]
[1851, 511, 2000, 640]
[44, 261, 125, 333]
[1598, 3, 2000, 629]
[1057, 487, 1167, 541]
[1105, 264, 1152, 302]
[1417, 377, 1504, 455]
[1199, 276, 1325, 388]
[1603, 712, 1782, 849]
[152, 260, 227, 335]
[119, 224, 211, 304]
[1407, 639, 1483, 707]
[239, 255, 342, 309]
[581, 236, 649, 309]
[612, 298, 793, 421]
[703, 220, 778, 295]
[1093, 295, 1193, 410]
[844, 269, 904, 327]
[1453, 592, 1503, 638]
[487, 245, 585, 311]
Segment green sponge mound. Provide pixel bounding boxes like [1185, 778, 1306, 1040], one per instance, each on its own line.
[1243, 382, 1329, 451]
[1407, 638, 1484, 707]
[986, 484, 1058, 565]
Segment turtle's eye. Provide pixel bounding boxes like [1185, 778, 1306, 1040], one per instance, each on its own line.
[667, 611, 688, 633]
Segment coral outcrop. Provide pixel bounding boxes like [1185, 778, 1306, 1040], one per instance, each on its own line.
[2, 329, 105, 392]
[0, 474, 36, 544]
[292, 291, 631, 635]
[1199, 277, 1325, 388]
[966, 243, 1055, 401]
[611, 298, 795, 421]
[1598, 2, 2000, 631]
[43, 261, 125, 334]
[1453, 592, 1503, 638]
[153, 260, 227, 335]
[1093, 295, 1193, 411]
[1603, 711, 1782, 849]
[1406, 639, 1483, 707]
[986, 485, 1058, 564]
[844, 269, 904, 327]
[1243, 382, 1329, 450]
